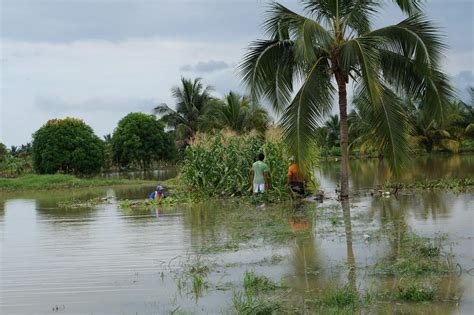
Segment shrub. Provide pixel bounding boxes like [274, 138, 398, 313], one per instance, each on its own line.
[111, 112, 176, 169]
[180, 129, 308, 197]
[32, 118, 105, 174]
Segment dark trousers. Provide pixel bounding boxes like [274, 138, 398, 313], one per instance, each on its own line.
[290, 181, 305, 195]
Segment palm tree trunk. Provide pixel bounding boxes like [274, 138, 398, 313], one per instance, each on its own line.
[336, 74, 350, 199]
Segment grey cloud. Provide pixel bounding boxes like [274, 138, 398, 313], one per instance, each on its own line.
[1, 0, 265, 43]
[35, 96, 157, 113]
[180, 60, 231, 73]
[452, 70, 474, 101]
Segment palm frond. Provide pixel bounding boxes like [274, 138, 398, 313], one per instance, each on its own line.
[354, 83, 411, 174]
[392, 0, 423, 16]
[239, 39, 295, 114]
[341, 0, 379, 36]
[280, 58, 334, 175]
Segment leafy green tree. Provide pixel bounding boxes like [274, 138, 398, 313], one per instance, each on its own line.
[154, 78, 214, 144]
[201, 91, 270, 134]
[240, 0, 452, 198]
[32, 118, 105, 174]
[111, 112, 176, 169]
[0, 143, 7, 162]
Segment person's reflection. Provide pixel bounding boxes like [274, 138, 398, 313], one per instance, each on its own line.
[341, 201, 356, 289]
[151, 208, 163, 219]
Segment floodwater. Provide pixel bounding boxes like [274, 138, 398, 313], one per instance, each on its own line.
[1, 155, 473, 314]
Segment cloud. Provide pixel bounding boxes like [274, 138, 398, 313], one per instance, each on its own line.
[452, 70, 474, 101]
[180, 60, 231, 73]
[35, 96, 157, 113]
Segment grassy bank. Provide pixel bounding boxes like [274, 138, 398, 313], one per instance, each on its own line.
[0, 174, 155, 191]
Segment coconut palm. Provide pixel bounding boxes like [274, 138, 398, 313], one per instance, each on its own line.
[201, 92, 270, 134]
[154, 78, 214, 144]
[240, 0, 453, 198]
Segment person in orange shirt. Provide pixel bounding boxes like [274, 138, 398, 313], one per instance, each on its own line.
[287, 156, 305, 195]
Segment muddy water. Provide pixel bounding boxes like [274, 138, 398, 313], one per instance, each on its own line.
[1, 155, 473, 314]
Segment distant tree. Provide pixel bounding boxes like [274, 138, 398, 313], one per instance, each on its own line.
[0, 143, 7, 162]
[9, 145, 18, 156]
[32, 118, 105, 174]
[154, 78, 214, 144]
[111, 113, 176, 169]
[201, 92, 270, 134]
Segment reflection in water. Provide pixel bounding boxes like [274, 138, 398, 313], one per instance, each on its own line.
[319, 154, 474, 191]
[341, 201, 356, 290]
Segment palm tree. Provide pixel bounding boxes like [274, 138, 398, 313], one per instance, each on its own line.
[154, 78, 214, 144]
[201, 91, 270, 134]
[240, 0, 452, 198]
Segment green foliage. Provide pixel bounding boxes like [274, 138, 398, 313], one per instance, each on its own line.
[179, 130, 299, 198]
[315, 285, 360, 307]
[0, 143, 7, 162]
[0, 174, 153, 191]
[154, 77, 214, 144]
[111, 112, 176, 169]
[201, 92, 270, 134]
[394, 283, 436, 302]
[32, 118, 105, 174]
[375, 230, 454, 276]
[232, 291, 281, 315]
[0, 154, 33, 177]
[243, 271, 278, 294]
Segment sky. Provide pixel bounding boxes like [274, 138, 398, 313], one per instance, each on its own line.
[1, 0, 473, 146]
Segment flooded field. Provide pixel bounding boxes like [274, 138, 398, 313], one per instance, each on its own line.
[1, 155, 473, 314]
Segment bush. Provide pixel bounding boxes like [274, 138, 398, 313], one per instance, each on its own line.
[180, 129, 296, 197]
[32, 118, 105, 174]
[111, 113, 176, 169]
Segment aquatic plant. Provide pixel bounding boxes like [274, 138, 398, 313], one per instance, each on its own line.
[243, 271, 279, 294]
[174, 255, 212, 300]
[394, 283, 436, 302]
[232, 291, 281, 315]
[374, 229, 455, 276]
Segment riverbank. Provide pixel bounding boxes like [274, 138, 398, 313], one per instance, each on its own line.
[0, 174, 155, 191]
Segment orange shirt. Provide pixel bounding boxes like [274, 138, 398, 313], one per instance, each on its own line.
[288, 164, 300, 182]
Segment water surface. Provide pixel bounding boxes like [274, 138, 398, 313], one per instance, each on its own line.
[1, 155, 473, 314]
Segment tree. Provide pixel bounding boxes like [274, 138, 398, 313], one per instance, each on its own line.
[154, 78, 214, 144]
[0, 143, 7, 162]
[32, 118, 105, 174]
[111, 112, 176, 169]
[240, 0, 452, 198]
[201, 91, 270, 134]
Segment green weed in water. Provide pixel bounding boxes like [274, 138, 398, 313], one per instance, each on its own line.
[243, 271, 278, 294]
[232, 291, 281, 315]
[394, 283, 436, 302]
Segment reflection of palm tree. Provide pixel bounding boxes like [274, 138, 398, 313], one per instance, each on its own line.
[341, 201, 356, 289]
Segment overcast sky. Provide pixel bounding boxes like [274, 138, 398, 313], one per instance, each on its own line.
[1, 0, 473, 146]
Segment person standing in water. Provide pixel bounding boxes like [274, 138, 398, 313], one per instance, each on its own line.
[287, 156, 305, 195]
[251, 153, 269, 193]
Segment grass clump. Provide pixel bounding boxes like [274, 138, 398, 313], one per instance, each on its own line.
[0, 174, 154, 191]
[175, 255, 212, 299]
[381, 177, 474, 193]
[394, 283, 436, 302]
[315, 285, 360, 307]
[232, 291, 281, 315]
[243, 271, 278, 294]
[119, 197, 177, 210]
[375, 230, 454, 276]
